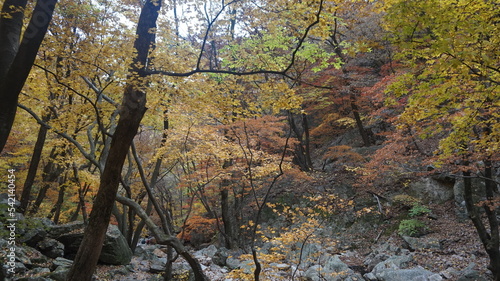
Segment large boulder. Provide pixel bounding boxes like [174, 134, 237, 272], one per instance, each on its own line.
[305, 255, 364, 281]
[54, 223, 132, 265]
[365, 254, 443, 281]
[99, 225, 133, 265]
[408, 177, 454, 204]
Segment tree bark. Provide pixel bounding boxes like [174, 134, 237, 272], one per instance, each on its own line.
[463, 167, 500, 281]
[20, 119, 50, 213]
[29, 146, 66, 215]
[66, 1, 161, 280]
[350, 92, 371, 147]
[0, 0, 57, 152]
[0, 0, 28, 80]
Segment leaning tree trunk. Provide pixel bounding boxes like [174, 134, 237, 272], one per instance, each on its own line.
[20, 118, 50, 213]
[66, 1, 161, 280]
[0, 0, 57, 152]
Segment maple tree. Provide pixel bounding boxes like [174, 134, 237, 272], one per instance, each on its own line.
[376, 0, 500, 279]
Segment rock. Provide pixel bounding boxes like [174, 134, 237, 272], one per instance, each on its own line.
[371, 254, 413, 273]
[402, 236, 442, 251]
[457, 263, 489, 281]
[47, 221, 84, 238]
[271, 263, 291, 270]
[0, 193, 21, 208]
[366, 254, 444, 281]
[55, 223, 132, 265]
[49, 267, 70, 281]
[304, 255, 364, 281]
[19, 226, 47, 247]
[375, 267, 441, 281]
[109, 265, 132, 276]
[36, 238, 65, 258]
[153, 247, 168, 258]
[15, 267, 52, 281]
[196, 244, 218, 258]
[212, 247, 230, 266]
[52, 257, 73, 269]
[226, 256, 241, 270]
[408, 178, 454, 204]
[99, 224, 133, 265]
[172, 263, 194, 281]
[14, 277, 53, 281]
[149, 260, 166, 273]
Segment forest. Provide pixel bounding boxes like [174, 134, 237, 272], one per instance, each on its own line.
[0, 0, 499, 280]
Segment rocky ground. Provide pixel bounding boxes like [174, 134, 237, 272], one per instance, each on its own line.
[88, 199, 491, 281]
[0, 185, 494, 281]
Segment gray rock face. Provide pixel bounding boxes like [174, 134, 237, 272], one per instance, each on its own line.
[99, 224, 133, 265]
[408, 177, 454, 204]
[53, 223, 132, 265]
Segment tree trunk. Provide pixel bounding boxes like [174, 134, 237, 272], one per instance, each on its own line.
[0, 0, 57, 152]
[463, 168, 500, 281]
[288, 112, 312, 171]
[0, 0, 28, 80]
[30, 146, 66, 215]
[350, 92, 371, 147]
[66, 1, 161, 280]
[48, 176, 66, 224]
[20, 119, 50, 213]
[221, 187, 237, 249]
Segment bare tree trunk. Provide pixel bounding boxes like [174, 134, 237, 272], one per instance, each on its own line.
[66, 1, 161, 280]
[288, 112, 312, 171]
[30, 147, 66, 215]
[20, 118, 50, 213]
[463, 166, 500, 281]
[350, 92, 371, 147]
[47, 175, 67, 224]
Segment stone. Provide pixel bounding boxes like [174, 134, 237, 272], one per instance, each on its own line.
[212, 247, 230, 266]
[37, 238, 65, 258]
[402, 236, 442, 251]
[19, 227, 47, 247]
[55, 223, 132, 265]
[47, 221, 84, 239]
[408, 178, 454, 204]
[375, 267, 441, 281]
[49, 267, 70, 281]
[371, 254, 413, 273]
[304, 255, 364, 281]
[226, 257, 241, 270]
[172, 263, 195, 281]
[52, 257, 73, 269]
[99, 224, 133, 265]
[196, 244, 218, 258]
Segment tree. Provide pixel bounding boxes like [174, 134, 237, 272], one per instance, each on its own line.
[0, 0, 58, 152]
[380, 0, 500, 279]
[66, 0, 161, 279]
[66, 0, 340, 279]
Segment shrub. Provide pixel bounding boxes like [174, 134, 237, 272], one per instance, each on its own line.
[408, 204, 431, 217]
[398, 219, 427, 237]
